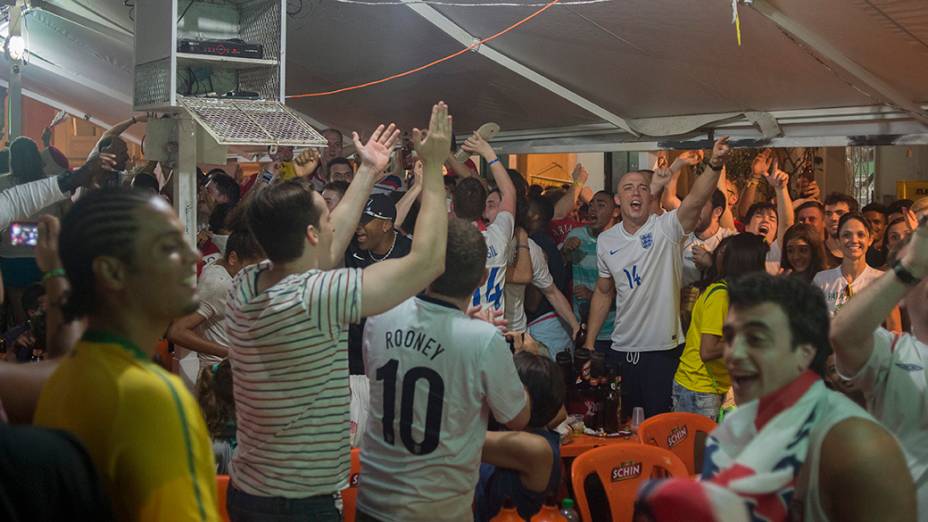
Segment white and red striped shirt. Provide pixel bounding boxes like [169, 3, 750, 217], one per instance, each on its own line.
[225, 261, 362, 498]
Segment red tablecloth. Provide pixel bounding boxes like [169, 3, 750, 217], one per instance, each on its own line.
[560, 433, 638, 458]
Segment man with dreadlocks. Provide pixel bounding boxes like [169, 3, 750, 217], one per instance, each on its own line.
[33, 188, 220, 522]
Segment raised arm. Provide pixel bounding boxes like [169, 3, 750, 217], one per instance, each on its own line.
[101, 114, 148, 141]
[717, 166, 736, 230]
[462, 134, 516, 216]
[660, 151, 704, 211]
[766, 161, 794, 246]
[738, 149, 773, 219]
[394, 161, 423, 228]
[677, 137, 732, 234]
[831, 218, 928, 375]
[554, 164, 588, 219]
[325, 124, 400, 268]
[0, 153, 116, 228]
[361, 103, 451, 317]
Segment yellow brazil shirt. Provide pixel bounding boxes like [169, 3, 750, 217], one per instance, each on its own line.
[674, 282, 732, 395]
[34, 332, 219, 522]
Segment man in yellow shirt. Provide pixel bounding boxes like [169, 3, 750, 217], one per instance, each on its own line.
[34, 188, 219, 522]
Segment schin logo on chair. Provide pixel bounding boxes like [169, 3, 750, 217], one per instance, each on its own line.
[610, 461, 642, 482]
[667, 425, 688, 448]
[349, 472, 360, 487]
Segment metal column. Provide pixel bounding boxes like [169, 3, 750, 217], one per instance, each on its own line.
[174, 113, 198, 246]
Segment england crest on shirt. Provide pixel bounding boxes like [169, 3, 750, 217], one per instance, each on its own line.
[641, 233, 653, 249]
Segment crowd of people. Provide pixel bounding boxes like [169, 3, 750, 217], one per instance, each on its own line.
[0, 102, 926, 522]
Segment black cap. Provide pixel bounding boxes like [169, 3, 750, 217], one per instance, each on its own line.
[360, 194, 396, 223]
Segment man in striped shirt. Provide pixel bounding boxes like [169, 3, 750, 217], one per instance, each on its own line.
[225, 103, 453, 521]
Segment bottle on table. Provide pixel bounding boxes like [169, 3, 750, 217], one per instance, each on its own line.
[560, 498, 580, 522]
[603, 371, 622, 434]
[530, 496, 568, 521]
[490, 498, 523, 522]
[586, 352, 607, 431]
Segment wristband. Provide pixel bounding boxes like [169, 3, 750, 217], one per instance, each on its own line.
[43, 268, 67, 282]
[706, 160, 723, 172]
[487, 158, 500, 168]
[892, 261, 922, 287]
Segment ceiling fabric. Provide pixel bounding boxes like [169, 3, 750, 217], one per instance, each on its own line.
[0, 0, 924, 150]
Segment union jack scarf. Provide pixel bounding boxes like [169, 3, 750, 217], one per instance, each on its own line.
[638, 371, 827, 522]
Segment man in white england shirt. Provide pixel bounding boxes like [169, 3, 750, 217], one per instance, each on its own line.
[582, 137, 732, 419]
[831, 217, 928, 516]
[454, 134, 517, 313]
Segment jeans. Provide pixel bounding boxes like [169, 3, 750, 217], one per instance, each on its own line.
[228, 483, 341, 522]
[672, 381, 723, 421]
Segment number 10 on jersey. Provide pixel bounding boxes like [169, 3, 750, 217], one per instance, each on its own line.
[376, 360, 445, 455]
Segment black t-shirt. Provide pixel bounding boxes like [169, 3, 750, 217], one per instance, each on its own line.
[345, 232, 413, 375]
[866, 244, 887, 269]
[526, 230, 569, 323]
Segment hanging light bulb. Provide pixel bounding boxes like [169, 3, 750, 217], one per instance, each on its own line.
[6, 35, 25, 61]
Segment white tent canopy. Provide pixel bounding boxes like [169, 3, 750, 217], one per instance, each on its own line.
[2, 0, 927, 151]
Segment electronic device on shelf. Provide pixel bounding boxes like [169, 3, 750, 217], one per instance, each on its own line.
[177, 38, 264, 60]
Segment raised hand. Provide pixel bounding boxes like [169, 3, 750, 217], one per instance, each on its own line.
[710, 137, 732, 167]
[763, 159, 790, 191]
[293, 148, 321, 178]
[900, 214, 928, 279]
[460, 131, 494, 160]
[801, 179, 822, 201]
[752, 148, 774, 178]
[35, 215, 63, 273]
[650, 166, 674, 193]
[693, 245, 713, 270]
[353, 123, 400, 173]
[572, 163, 589, 185]
[412, 102, 453, 166]
[672, 150, 704, 170]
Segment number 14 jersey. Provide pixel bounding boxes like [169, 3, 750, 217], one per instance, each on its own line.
[359, 295, 527, 521]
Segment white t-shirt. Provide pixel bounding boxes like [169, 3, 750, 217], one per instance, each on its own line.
[359, 295, 527, 521]
[681, 226, 737, 287]
[765, 239, 782, 275]
[840, 329, 928, 515]
[596, 210, 686, 352]
[504, 238, 553, 332]
[812, 265, 884, 316]
[472, 211, 515, 312]
[195, 263, 233, 369]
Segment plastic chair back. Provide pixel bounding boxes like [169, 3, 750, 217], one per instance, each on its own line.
[341, 448, 361, 522]
[216, 474, 230, 522]
[570, 444, 687, 522]
[637, 412, 717, 476]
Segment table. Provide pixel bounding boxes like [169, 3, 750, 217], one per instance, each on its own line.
[560, 433, 638, 458]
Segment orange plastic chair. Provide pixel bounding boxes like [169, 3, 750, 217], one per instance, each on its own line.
[570, 444, 687, 522]
[341, 448, 362, 522]
[636, 412, 717, 476]
[216, 474, 230, 522]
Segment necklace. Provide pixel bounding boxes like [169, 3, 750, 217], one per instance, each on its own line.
[369, 231, 397, 262]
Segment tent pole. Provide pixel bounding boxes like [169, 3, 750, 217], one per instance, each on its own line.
[174, 113, 198, 248]
[8, 61, 21, 139]
[751, 0, 928, 127]
[404, 3, 639, 136]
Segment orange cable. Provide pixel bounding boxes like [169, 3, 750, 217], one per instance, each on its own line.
[287, 0, 562, 99]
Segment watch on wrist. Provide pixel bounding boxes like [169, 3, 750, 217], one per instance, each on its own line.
[892, 260, 923, 286]
[705, 159, 723, 172]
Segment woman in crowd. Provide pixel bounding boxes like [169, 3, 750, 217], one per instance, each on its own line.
[813, 213, 884, 316]
[672, 233, 769, 420]
[780, 223, 826, 282]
